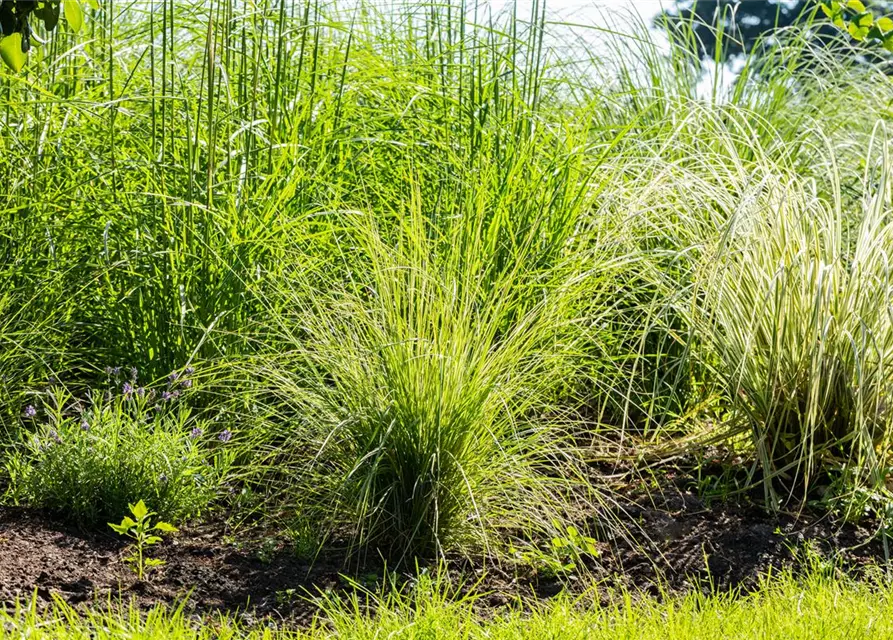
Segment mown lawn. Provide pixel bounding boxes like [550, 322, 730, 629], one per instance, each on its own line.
[5, 572, 893, 639]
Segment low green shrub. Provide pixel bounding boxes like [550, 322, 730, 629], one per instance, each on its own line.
[5, 372, 231, 527]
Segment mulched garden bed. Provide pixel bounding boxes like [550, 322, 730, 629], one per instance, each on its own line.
[0, 473, 888, 627]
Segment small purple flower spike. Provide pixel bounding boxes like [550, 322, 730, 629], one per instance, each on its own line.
[23, 405, 36, 418]
[218, 429, 233, 443]
[122, 382, 134, 396]
[80, 420, 90, 432]
[190, 426, 203, 440]
[181, 379, 193, 389]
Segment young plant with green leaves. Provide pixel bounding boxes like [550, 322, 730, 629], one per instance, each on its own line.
[108, 500, 178, 580]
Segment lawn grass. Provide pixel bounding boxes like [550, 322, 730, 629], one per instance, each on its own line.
[5, 572, 893, 639]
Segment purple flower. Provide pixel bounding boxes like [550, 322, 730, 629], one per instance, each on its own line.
[106, 366, 122, 376]
[180, 379, 193, 389]
[48, 429, 61, 444]
[184, 366, 195, 376]
[80, 420, 90, 432]
[218, 429, 233, 443]
[189, 426, 203, 440]
[130, 367, 138, 381]
[23, 405, 36, 418]
[168, 371, 179, 383]
[136, 387, 146, 398]
[122, 382, 134, 396]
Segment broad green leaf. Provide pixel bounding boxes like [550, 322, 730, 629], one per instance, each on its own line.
[0, 35, 25, 73]
[878, 16, 893, 32]
[145, 535, 163, 545]
[129, 500, 149, 521]
[847, 0, 866, 12]
[64, 0, 83, 33]
[144, 558, 166, 567]
[86, 0, 100, 8]
[820, 2, 835, 18]
[849, 21, 869, 40]
[885, 35, 893, 51]
[153, 521, 178, 533]
[43, 3, 61, 31]
[856, 11, 873, 27]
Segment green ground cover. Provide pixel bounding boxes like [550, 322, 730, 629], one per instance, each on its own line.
[4, 572, 893, 639]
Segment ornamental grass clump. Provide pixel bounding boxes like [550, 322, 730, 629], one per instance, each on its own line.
[696, 154, 893, 504]
[5, 375, 228, 527]
[255, 204, 610, 561]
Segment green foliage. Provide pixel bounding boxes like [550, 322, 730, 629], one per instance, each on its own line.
[5, 385, 226, 527]
[5, 0, 893, 562]
[820, 1, 893, 47]
[108, 499, 178, 580]
[0, 0, 86, 71]
[692, 160, 893, 503]
[253, 206, 609, 559]
[509, 521, 599, 577]
[4, 571, 893, 638]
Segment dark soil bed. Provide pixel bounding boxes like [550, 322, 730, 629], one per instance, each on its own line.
[0, 480, 888, 626]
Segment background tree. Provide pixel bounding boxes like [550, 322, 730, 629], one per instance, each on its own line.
[658, 0, 893, 61]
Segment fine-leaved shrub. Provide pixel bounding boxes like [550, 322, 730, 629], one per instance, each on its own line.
[5, 373, 229, 527]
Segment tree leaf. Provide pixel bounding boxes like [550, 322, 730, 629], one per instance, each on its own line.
[856, 11, 873, 28]
[0, 34, 25, 73]
[848, 21, 869, 40]
[43, 2, 61, 32]
[64, 0, 83, 33]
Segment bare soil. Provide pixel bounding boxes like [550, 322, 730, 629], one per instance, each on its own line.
[0, 477, 887, 626]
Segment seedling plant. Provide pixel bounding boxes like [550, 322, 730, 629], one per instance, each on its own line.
[108, 500, 178, 580]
